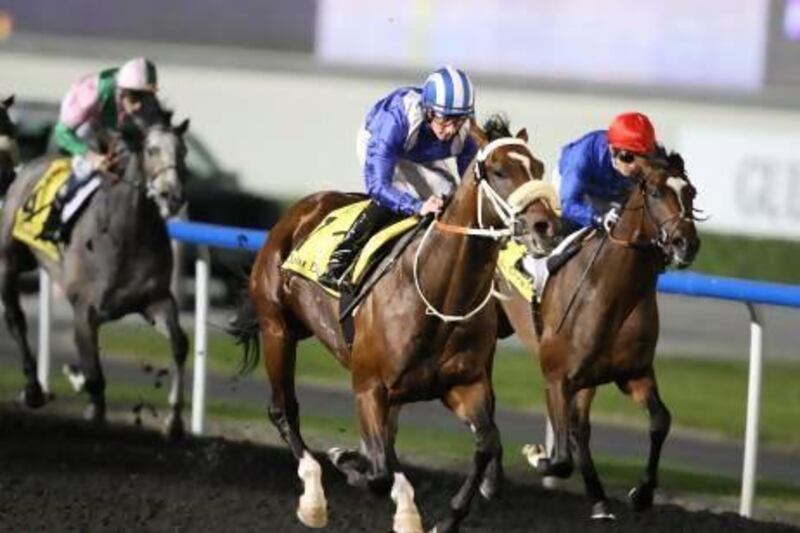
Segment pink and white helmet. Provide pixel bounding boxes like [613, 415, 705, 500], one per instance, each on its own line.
[117, 57, 158, 92]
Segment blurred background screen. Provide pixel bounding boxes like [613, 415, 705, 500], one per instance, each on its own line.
[316, 0, 769, 93]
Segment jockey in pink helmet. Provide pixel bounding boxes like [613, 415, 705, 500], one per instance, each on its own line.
[40, 57, 160, 242]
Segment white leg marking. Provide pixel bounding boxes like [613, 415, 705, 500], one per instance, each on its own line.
[521, 443, 548, 469]
[62, 364, 86, 392]
[297, 451, 328, 528]
[391, 472, 423, 533]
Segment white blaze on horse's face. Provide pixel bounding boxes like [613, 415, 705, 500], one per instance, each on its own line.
[143, 126, 185, 218]
[654, 173, 700, 268]
[666, 176, 689, 218]
[508, 152, 534, 181]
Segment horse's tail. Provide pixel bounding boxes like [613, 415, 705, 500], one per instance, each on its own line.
[226, 291, 261, 375]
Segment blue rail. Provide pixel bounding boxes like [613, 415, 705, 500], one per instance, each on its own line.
[167, 220, 800, 309]
[168, 220, 265, 252]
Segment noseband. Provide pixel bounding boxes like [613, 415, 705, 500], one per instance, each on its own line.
[414, 137, 558, 322]
[607, 177, 693, 258]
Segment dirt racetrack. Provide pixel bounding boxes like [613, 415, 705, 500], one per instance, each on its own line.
[0, 405, 796, 533]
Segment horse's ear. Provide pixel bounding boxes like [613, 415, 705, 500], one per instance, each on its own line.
[668, 152, 685, 173]
[2, 95, 14, 108]
[470, 119, 488, 147]
[516, 128, 529, 142]
[174, 118, 190, 136]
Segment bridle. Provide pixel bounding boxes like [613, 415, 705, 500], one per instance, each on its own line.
[607, 174, 695, 259]
[414, 137, 559, 322]
[103, 127, 181, 201]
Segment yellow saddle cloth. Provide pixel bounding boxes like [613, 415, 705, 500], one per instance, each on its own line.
[497, 240, 536, 303]
[11, 159, 71, 262]
[282, 200, 418, 296]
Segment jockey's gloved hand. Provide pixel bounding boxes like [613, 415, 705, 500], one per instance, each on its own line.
[419, 195, 444, 216]
[593, 207, 620, 233]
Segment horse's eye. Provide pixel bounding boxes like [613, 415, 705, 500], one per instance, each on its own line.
[146, 146, 159, 157]
[649, 187, 662, 199]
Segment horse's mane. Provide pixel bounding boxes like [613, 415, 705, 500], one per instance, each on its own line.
[650, 144, 688, 180]
[482, 114, 513, 141]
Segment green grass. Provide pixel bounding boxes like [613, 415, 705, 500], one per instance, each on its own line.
[98, 324, 800, 450]
[693, 231, 800, 285]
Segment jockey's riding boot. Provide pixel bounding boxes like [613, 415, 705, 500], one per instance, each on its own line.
[38, 195, 66, 243]
[318, 203, 389, 292]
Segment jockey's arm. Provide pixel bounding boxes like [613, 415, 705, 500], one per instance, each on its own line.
[559, 155, 598, 228]
[54, 74, 102, 157]
[364, 120, 423, 215]
[53, 122, 89, 157]
[456, 135, 478, 177]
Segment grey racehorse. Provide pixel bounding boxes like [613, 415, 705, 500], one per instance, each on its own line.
[0, 95, 19, 195]
[0, 107, 191, 438]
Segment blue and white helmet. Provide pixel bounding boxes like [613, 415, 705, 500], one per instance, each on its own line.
[421, 66, 475, 117]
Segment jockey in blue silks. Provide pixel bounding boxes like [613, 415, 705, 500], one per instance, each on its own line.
[520, 112, 660, 287]
[319, 66, 479, 291]
[557, 112, 658, 234]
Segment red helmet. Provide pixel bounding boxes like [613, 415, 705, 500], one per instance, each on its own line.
[607, 112, 656, 154]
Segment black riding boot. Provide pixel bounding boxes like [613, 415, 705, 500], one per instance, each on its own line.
[38, 195, 66, 243]
[318, 202, 398, 292]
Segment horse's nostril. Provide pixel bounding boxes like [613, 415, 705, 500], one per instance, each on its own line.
[533, 221, 550, 236]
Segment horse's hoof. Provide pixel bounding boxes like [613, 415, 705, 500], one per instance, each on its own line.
[393, 508, 424, 533]
[164, 415, 185, 441]
[83, 403, 106, 424]
[431, 518, 456, 533]
[522, 443, 547, 469]
[62, 363, 86, 392]
[20, 383, 46, 409]
[296, 503, 328, 529]
[628, 484, 654, 511]
[590, 501, 616, 521]
[327, 446, 356, 465]
[479, 475, 500, 501]
[479, 459, 503, 501]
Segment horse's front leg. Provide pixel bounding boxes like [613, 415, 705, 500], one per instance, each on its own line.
[329, 383, 423, 532]
[0, 254, 46, 408]
[144, 295, 189, 440]
[72, 303, 105, 423]
[435, 377, 502, 533]
[569, 388, 615, 520]
[618, 371, 671, 512]
[522, 376, 574, 479]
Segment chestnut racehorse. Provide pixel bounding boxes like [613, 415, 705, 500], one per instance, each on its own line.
[499, 149, 700, 519]
[229, 117, 561, 532]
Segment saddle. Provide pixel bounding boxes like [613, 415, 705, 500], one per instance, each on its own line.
[11, 159, 72, 261]
[282, 200, 420, 297]
[497, 227, 592, 304]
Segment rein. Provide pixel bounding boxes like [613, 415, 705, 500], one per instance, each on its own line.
[413, 137, 553, 322]
[606, 180, 683, 252]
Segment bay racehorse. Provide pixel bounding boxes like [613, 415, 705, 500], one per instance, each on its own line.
[0, 103, 191, 438]
[499, 149, 700, 519]
[229, 117, 561, 532]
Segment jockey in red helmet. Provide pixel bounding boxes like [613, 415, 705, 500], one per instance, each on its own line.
[556, 112, 657, 233]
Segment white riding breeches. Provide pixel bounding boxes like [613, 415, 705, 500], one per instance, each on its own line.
[356, 128, 457, 201]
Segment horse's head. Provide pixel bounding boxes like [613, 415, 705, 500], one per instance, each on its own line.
[632, 149, 701, 268]
[471, 116, 561, 255]
[0, 95, 20, 184]
[120, 104, 189, 218]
